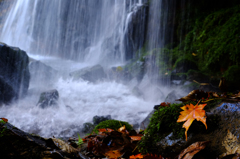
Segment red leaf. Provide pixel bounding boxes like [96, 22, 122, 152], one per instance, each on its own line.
[0, 118, 8, 123]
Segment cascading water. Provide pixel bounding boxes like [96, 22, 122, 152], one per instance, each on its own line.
[0, 0, 166, 137]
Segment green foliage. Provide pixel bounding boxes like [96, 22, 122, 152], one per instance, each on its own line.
[178, 5, 240, 76]
[77, 133, 84, 146]
[93, 119, 133, 133]
[138, 100, 221, 154]
[0, 120, 7, 137]
[139, 103, 185, 154]
[0, 119, 6, 124]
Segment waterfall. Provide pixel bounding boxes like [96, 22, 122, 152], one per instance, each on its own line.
[0, 0, 147, 65]
[0, 0, 162, 138]
[145, 0, 176, 85]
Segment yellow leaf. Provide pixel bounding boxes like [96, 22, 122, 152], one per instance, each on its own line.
[192, 53, 197, 56]
[220, 130, 240, 158]
[177, 101, 207, 141]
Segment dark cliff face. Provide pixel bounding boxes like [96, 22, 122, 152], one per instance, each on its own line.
[0, 43, 30, 104]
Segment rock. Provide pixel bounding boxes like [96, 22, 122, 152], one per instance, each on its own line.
[132, 86, 144, 98]
[124, 3, 148, 60]
[37, 89, 59, 108]
[29, 60, 59, 84]
[70, 64, 106, 82]
[0, 120, 86, 158]
[82, 122, 95, 134]
[82, 115, 112, 134]
[141, 101, 240, 158]
[93, 115, 111, 125]
[140, 110, 154, 130]
[164, 90, 182, 103]
[0, 42, 30, 104]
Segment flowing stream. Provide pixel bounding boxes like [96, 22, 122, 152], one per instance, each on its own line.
[0, 0, 181, 137]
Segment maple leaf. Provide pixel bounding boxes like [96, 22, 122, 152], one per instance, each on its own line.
[0, 118, 8, 123]
[177, 101, 207, 141]
[130, 153, 144, 159]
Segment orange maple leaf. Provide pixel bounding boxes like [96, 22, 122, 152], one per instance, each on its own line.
[104, 149, 124, 158]
[177, 101, 207, 141]
[130, 153, 144, 159]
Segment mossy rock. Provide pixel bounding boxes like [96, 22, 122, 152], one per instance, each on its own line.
[138, 100, 222, 157]
[93, 119, 133, 133]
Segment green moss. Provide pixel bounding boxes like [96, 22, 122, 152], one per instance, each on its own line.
[93, 119, 133, 133]
[138, 100, 221, 154]
[0, 119, 6, 124]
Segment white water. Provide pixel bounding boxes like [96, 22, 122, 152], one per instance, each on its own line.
[0, 0, 178, 137]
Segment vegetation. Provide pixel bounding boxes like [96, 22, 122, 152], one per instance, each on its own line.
[93, 119, 133, 133]
[138, 100, 221, 154]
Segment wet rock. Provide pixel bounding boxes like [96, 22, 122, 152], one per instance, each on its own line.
[82, 122, 95, 133]
[132, 86, 144, 98]
[0, 120, 86, 158]
[93, 115, 111, 125]
[140, 110, 154, 130]
[164, 90, 182, 103]
[82, 115, 112, 134]
[124, 3, 148, 60]
[29, 60, 59, 84]
[0, 42, 30, 104]
[70, 64, 107, 82]
[142, 102, 240, 158]
[37, 89, 59, 108]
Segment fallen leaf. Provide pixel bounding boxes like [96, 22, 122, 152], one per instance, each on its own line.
[220, 130, 240, 158]
[104, 149, 124, 158]
[178, 141, 210, 159]
[130, 136, 142, 141]
[177, 101, 207, 141]
[0, 118, 8, 122]
[98, 128, 114, 133]
[160, 102, 170, 107]
[130, 153, 144, 158]
[52, 138, 78, 153]
[176, 90, 208, 102]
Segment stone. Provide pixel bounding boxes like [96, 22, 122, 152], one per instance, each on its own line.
[82, 122, 95, 134]
[29, 60, 59, 85]
[0, 42, 30, 104]
[70, 64, 106, 82]
[37, 89, 59, 108]
[0, 120, 86, 158]
[142, 102, 240, 158]
[164, 90, 182, 103]
[140, 110, 154, 130]
[93, 115, 111, 125]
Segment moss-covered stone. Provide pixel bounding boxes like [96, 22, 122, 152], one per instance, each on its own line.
[93, 119, 133, 133]
[138, 100, 222, 156]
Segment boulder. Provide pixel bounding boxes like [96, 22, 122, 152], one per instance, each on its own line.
[0, 42, 30, 104]
[29, 60, 59, 84]
[140, 101, 240, 158]
[82, 115, 112, 134]
[164, 90, 182, 103]
[0, 120, 87, 158]
[70, 64, 106, 82]
[37, 89, 59, 108]
[93, 115, 111, 125]
[140, 110, 154, 130]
